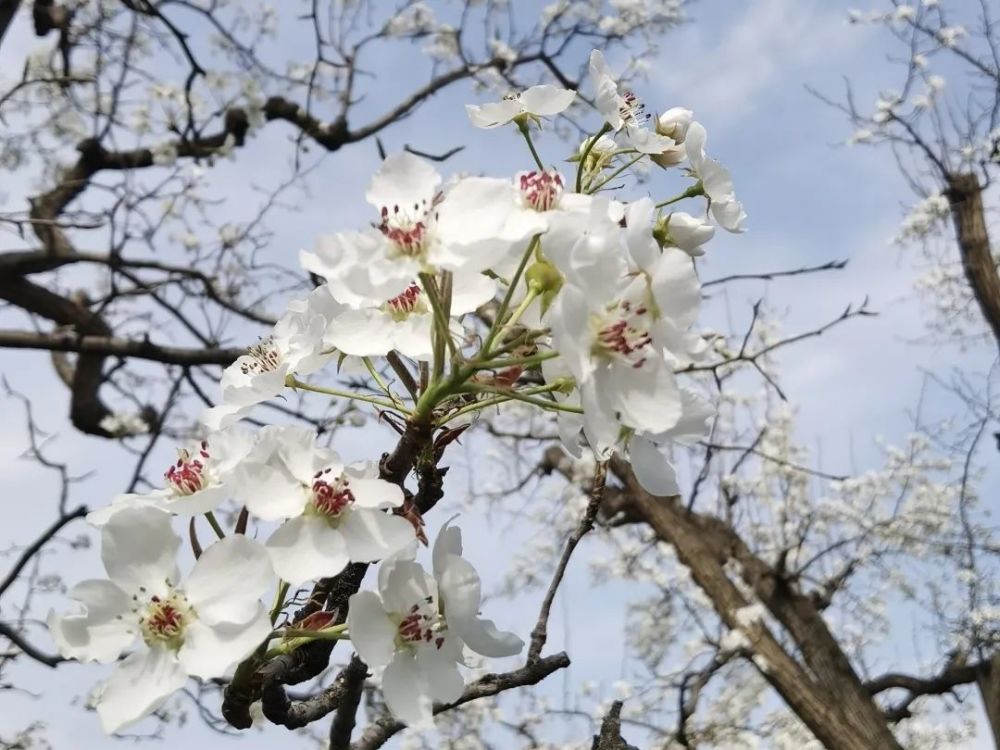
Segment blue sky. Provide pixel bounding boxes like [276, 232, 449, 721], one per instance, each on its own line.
[1, 0, 996, 747]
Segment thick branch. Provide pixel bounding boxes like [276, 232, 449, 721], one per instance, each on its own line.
[591, 701, 637, 750]
[0, 329, 244, 366]
[351, 652, 571, 750]
[947, 173, 1000, 356]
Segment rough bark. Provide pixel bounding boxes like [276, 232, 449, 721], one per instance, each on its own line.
[543, 448, 906, 750]
[625, 485, 902, 750]
[947, 172, 1000, 355]
[977, 653, 1000, 748]
[0, 0, 20, 44]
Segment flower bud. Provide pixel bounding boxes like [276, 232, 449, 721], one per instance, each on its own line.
[651, 107, 694, 168]
[653, 212, 715, 257]
[526, 259, 564, 314]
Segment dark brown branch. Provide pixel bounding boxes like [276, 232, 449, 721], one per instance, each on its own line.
[329, 656, 368, 749]
[591, 701, 637, 750]
[351, 652, 571, 750]
[0, 329, 244, 366]
[0, 504, 86, 597]
[702, 259, 848, 287]
[946, 173, 1000, 357]
[527, 460, 607, 663]
[0, 622, 63, 668]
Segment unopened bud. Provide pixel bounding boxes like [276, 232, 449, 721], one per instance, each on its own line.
[526, 259, 564, 314]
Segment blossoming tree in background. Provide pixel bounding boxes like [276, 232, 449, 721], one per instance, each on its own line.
[1, 2, 999, 750]
[820, 4, 1000, 743]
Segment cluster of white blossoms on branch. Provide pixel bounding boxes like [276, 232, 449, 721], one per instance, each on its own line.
[48, 49, 744, 734]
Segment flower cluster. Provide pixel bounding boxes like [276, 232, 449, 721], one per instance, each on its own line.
[49, 48, 743, 735]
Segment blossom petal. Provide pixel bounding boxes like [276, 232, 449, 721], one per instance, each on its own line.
[178, 606, 270, 679]
[47, 580, 135, 663]
[519, 84, 576, 117]
[629, 435, 680, 497]
[389, 314, 434, 361]
[382, 651, 433, 727]
[432, 520, 463, 580]
[265, 516, 349, 585]
[237, 461, 305, 521]
[602, 361, 682, 435]
[416, 646, 465, 703]
[365, 152, 440, 213]
[379, 560, 434, 615]
[342, 509, 415, 562]
[437, 554, 523, 657]
[589, 50, 623, 130]
[711, 196, 747, 233]
[87, 492, 167, 527]
[185, 535, 272, 625]
[450, 272, 497, 315]
[347, 591, 397, 669]
[96, 647, 187, 734]
[158, 484, 229, 517]
[327, 309, 397, 357]
[348, 477, 403, 509]
[101, 508, 180, 597]
[465, 100, 521, 129]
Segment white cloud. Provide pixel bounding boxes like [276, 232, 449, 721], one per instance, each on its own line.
[655, 0, 870, 124]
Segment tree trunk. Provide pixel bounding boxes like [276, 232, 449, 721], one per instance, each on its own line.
[0, 0, 21, 46]
[604, 456, 905, 750]
[947, 172, 1000, 356]
[977, 653, 1000, 748]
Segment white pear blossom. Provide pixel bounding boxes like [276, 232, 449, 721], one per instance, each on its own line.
[588, 50, 673, 155]
[302, 153, 539, 307]
[466, 85, 576, 129]
[87, 427, 256, 525]
[550, 263, 682, 449]
[237, 426, 413, 585]
[651, 107, 694, 167]
[685, 122, 747, 233]
[546, 198, 704, 456]
[347, 522, 523, 726]
[202, 287, 338, 430]
[48, 508, 272, 733]
[656, 211, 715, 257]
[324, 274, 496, 360]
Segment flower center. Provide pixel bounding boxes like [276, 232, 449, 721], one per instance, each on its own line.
[395, 596, 447, 650]
[241, 337, 281, 375]
[593, 298, 654, 368]
[378, 202, 435, 259]
[518, 170, 564, 212]
[165, 442, 210, 496]
[383, 283, 428, 321]
[619, 91, 648, 128]
[310, 468, 354, 518]
[138, 590, 193, 649]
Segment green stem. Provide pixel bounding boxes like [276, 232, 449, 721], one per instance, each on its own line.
[279, 624, 349, 640]
[482, 236, 539, 355]
[587, 153, 645, 194]
[518, 121, 545, 171]
[419, 272, 458, 381]
[656, 182, 704, 209]
[269, 580, 290, 625]
[488, 288, 539, 353]
[286, 375, 409, 413]
[204, 511, 225, 540]
[363, 357, 406, 410]
[264, 624, 350, 657]
[443, 381, 581, 423]
[469, 349, 559, 371]
[576, 122, 613, 193]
